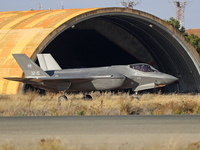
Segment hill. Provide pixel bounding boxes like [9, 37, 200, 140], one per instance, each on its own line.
[186, 28, 200, 37]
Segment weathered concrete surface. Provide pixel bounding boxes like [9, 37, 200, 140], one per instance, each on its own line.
[0, 115, 200, 149]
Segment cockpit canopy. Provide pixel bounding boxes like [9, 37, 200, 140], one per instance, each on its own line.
[130, 64, 158, 72]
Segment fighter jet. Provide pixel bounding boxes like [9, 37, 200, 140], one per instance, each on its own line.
[4, 54, 178, 100]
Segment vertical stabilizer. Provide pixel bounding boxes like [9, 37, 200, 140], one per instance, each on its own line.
[13, 54, 50, 78]
[37, 54, 62, 71]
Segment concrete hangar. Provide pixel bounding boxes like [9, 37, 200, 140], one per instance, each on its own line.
[0, 7, 200, 94]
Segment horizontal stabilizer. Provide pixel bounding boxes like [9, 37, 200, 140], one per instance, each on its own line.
[4, 77, 43, 83]
[37, 54, 62, 71]
[13, 54, 50, 78]
[4, 77, 31, 83]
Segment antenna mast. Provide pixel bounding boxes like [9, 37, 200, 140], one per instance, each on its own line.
[39, 3, 43, 10]
[116, 0, 141, 9]
[170, 0, 193, 28]
[61, 0, 64, 9]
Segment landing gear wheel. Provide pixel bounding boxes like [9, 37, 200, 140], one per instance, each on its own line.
[59, 95, 68, 101]
[59, 90, 67, 101]
[82, 94, 92, 100]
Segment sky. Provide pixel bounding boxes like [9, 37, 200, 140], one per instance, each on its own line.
[0, 0, 199, 29]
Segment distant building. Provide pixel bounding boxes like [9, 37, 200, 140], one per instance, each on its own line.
[186, 28, 200, 37]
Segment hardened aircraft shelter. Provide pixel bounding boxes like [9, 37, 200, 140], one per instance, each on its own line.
[0, 7, 200, 94]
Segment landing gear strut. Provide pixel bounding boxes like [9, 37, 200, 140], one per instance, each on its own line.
[59, 91, 67, 101]
[133, 91, 139, 101]
[82, 92, 92, 100]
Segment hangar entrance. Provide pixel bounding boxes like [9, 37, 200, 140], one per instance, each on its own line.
[25, 13, 200, 93]
[42, 30, 142, 68]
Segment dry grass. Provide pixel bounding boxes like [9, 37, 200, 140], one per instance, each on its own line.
[0, 91, 200, 116]
[0, 138, 200, 150]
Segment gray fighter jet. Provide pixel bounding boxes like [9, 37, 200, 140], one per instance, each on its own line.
[4, 54, 178, 100]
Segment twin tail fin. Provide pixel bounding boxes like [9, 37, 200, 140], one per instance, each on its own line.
[37, 54, 62, 71]
[13, 54, 50, 78]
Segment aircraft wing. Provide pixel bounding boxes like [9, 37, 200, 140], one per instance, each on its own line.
[36, 76, 125, 84]
[3, 77, 92, 84]
[4, 75, 125, 83]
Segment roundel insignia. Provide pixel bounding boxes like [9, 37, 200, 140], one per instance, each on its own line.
[28, 64, 32, 68]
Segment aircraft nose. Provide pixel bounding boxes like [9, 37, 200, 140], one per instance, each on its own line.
[163, 74, 178, 84]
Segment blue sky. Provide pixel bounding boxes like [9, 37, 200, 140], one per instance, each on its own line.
[0, 0, 199, 29]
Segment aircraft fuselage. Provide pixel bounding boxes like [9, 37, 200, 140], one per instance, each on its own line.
[34, 65, 177, 92]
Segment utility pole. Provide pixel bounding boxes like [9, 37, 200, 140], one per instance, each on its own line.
[169, 0, 193, 28]
[116, 0, 141, 9]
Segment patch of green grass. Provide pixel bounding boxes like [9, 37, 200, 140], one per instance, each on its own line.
[76, 110, 85, 116]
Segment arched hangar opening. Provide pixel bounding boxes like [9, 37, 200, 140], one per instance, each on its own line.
[0, 8, 200, 94]
[32, 9, 200, 93]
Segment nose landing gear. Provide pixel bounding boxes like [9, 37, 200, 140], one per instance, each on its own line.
[132, 89, 139, 101]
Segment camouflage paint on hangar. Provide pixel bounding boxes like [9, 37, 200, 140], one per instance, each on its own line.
[0, 8, 200, 94]
[0, 8, 99, 94]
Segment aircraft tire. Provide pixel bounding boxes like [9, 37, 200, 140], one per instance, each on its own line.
[59, 95, 68, 101]
[83, 94, 92, 100]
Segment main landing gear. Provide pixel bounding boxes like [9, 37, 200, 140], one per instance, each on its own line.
[59, 91, 67, 101]
[82, 92, 92, 100]
[59, 91, 92, 101]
